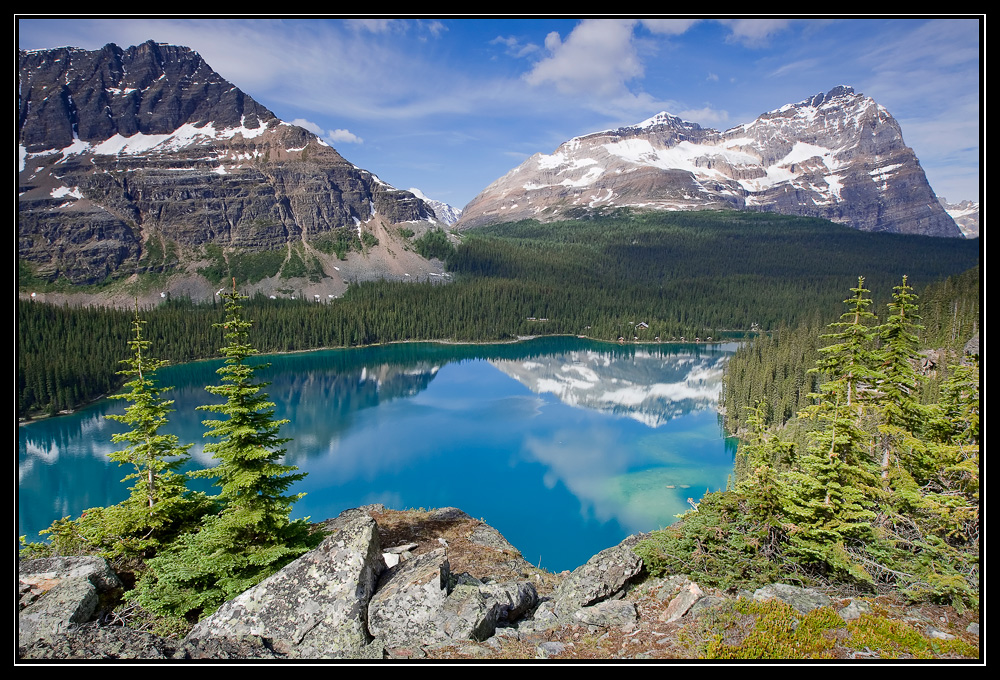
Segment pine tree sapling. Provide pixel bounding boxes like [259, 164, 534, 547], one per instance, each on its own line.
[810, 276, 883, 413]
[106, 304, 194, 512]
[875, 276, 929, 480]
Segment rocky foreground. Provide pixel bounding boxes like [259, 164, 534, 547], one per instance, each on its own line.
[18, 505, 981, 661]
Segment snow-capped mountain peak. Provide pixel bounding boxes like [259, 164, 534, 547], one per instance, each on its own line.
[456, 86, 961, 238]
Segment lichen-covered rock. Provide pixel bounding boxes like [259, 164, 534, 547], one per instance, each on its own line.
[753, 583, 832, 614]
[660, 580, 704, 622]
[838, 598, 872, 621]
[183, 512, 383, 659]
[367, 547, 451, 648]
[550, 534, 645, 614]
[18, 622, 177, 660]
[572, 599, 637, 630]
[18, 556, 123, 647]
[19, 556, 122, 593]
[535, 641, 566, 658]
[19, 578, 99, 645]
[437, 583, 498, 642]
[481, 580, 538, 623]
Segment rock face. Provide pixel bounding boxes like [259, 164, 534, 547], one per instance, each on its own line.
[17, 507, 981, 660]
[18, 556, 123, 647]
[457, 86, 962, 238]
[18, 41, 441, 286]
[183, 509, 385, 659]
[408, 187, 463, 226]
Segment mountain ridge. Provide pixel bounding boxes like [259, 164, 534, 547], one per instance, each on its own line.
[18, 40, 446, 291]
[456, 86, 963, 238]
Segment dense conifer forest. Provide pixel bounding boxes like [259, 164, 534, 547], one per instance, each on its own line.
[720, 266, 980, 434]
[17, 211, 980, 417]
[637, 273, 980, 609]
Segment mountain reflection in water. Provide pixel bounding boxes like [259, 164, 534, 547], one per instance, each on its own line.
[19, 338, 738, 572]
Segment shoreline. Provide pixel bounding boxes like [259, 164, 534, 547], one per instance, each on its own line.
[19, 333, 747, 424]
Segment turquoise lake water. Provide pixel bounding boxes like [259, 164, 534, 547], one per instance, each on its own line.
[18, 337, 739, 572]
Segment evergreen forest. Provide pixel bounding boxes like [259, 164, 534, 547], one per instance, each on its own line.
[637, 274, 980, 610]
[17, 211, 980, 417]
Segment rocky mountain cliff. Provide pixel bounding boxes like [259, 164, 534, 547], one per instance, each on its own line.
[457, 86, 963, 238]
[18, 41, 443, 288]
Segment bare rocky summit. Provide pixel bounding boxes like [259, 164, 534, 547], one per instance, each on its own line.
[457, 86, 962, 238]
[939, 198, 980, 238]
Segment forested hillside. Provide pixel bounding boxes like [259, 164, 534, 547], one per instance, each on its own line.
[638, 275, 980, 609]
[18, 211, 979, 417]
[720, 266, 980, 434]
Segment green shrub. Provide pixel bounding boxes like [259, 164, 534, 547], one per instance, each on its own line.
[635, 491, 793, 591]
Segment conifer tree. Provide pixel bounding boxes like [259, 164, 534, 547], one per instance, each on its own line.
[27, 304, 206, 565]
[788, 278, 882, 580]
[133, 282, 317, 619]
[734, 400, 792, 524]
[106, 303, 193, 514]
[191, 284, 307, 541]
[875, 275, 928, 480]
[811, 276, 883, 415]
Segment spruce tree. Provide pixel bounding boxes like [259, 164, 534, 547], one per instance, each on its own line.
[191, 285, 307, 541]
[875, 275, 928, 480]
[106, 304, 193, 513]
[811, 276, 883, 415]
[26, 304, 206, 565]
[788, 277, 882, 581]
[133, 283, 317, 619]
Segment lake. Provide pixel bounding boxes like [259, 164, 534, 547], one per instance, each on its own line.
[18, 336, 739, 573]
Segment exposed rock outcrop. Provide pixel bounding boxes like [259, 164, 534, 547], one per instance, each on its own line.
[19, 556, 123, 647]
[182, 509, 384, 659]
[17, 507, 979, 660]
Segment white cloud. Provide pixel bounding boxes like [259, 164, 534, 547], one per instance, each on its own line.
[421, 20, 447, 38]
[524, 19, 642, 96]
[491, 35, 541, 58]
[677, 106, 730, 126]
[640, 19, 700, 36]
[346, 19, 399, 34]
[290, 118, 324, 136]
[718, 19, 792, 47]
[289, 118, 362, 144]
[328, 128, 363, 144]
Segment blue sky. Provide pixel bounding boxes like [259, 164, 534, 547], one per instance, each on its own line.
[18, 17, 982, 209]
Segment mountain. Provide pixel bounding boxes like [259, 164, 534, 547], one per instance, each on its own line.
[18, 41, 445, 290]
[407, 188, 462, 226]
[938, 198, 980, 239]
[456, 86, 963, 238]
